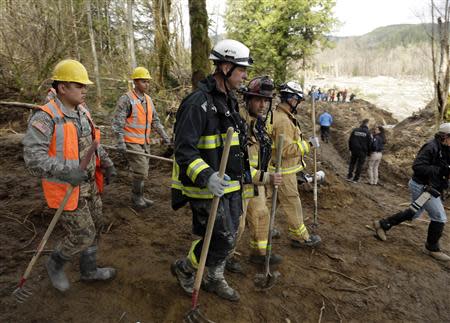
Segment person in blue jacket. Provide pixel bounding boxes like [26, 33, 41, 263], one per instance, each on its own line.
[318, 110, 333, 143]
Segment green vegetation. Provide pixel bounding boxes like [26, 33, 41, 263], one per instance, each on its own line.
[226, 0, 338, 83]
[315, 24, 436, 77]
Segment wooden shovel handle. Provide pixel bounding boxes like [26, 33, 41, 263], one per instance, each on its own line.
[191, 127, 235, 307]
[20, 140, 99, 283]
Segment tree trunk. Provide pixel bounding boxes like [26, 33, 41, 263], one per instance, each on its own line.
[86, 0, 102, 110]
[188, 0, 210, 89]
[437, 15, 450, 122]
[154, 0, 172, 86]
[70, 0, 80, 60]
[127, 0, 136, 71]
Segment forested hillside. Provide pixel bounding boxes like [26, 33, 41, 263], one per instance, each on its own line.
[314, 24, 434, 77]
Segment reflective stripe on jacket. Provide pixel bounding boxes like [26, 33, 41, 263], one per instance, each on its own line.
[171, 75, 247, 207]
[39, 100, 103, 211]
[268, 103, 310, 175]
[123, 91, 154, 144]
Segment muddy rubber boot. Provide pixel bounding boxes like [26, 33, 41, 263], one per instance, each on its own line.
[423, 221, 450, 261]
[249, 253, 283, 265]
[225, 256, 243, 273]
[131, 179, 149, 209]
[46, 251, 70, 292]
[143, 196, 154, 207]
[291, 234, 321, 248]
[271, 228, 281, 239]
[80, 246, 116, 281]
[202, 261, 240, 302]
[171, 258, 195, 295]
[374, 209, 415, 241]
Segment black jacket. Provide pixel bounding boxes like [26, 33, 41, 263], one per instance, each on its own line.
[171, 75, 249, 208]
[412, 137, 450, 192]
[349, 125, 371, 153]
[370, 133, 385, 152]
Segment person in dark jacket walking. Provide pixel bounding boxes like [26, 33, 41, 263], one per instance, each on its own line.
[170, 39, 253, 302]
[373, 123, 450, 262]
[347, 119, 371, 182]
[368, 126, 386, 185]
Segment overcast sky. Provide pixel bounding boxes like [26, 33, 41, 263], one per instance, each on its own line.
[332, 0, 430, 36]
[199, 0, 431, 39]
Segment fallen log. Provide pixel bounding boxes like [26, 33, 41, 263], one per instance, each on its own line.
[0, 101, 39, 109]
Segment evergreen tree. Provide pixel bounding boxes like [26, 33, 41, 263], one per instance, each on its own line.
[226, 0, 337, 83]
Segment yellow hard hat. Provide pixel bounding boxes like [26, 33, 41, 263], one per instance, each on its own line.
[131, 67, 151, 80]
[51, 59, 93, 85]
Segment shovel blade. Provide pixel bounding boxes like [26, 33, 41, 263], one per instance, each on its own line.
[254, 271, 281, 291]
[184, 306, 216, 323]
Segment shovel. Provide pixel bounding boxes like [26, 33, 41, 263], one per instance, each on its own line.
[184, 127, 235, 323]
[254, 134, 284, 290]
[102, 144, 173, 163]
[12, 140, 99, 303]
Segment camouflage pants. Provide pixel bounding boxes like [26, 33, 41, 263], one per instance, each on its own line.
[56, 183, 104, 259]
[126, 142, 150, 180]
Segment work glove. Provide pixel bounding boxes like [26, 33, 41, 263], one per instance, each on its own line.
[207, 172, 231, 197]
[162, 141, 174, 158]
[56, 168, 88, 186]
[269, 172, 283, 186]
[309, 136, 320, 148]
[103, 165, 117, 185]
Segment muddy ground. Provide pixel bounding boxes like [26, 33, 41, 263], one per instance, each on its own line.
[0, 100, 449, 322]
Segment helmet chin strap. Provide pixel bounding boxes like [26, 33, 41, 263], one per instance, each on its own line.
[220, 64, 237, 95]
[287, 96, 299, 113]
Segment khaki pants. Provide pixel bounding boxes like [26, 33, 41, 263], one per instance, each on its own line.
[126, 142, 150, 180]
[56, 182, 103, 258]
[236, 186, 270, 256]
[266, 173, 310, 242]
[368, 152, 382, 185]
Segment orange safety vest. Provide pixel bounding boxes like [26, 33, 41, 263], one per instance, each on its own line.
[39, 100, 104, 211]
[123, 91, 154, 144]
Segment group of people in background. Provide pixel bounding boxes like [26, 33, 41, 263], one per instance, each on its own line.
[347, 119, 386, 184]
[308, 86, 356, 103]
[317, 112, 386, 185]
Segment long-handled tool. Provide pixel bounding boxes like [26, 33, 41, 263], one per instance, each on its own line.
[102, 144, 173, 163]
[12, 140, 99, 303]
[254, 134, 284, 290]
[184, 127, 234, 323]
[311, 95, 319, 226]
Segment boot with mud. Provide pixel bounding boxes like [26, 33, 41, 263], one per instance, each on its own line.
[423, 221, 450, 261]
[80, 246, 116, 281]
[249, 253, 283, 265]
[202, 261, 240, 302]
[46, 251, 70, 292]
[373, 209, 415, 241]
[131, 179, 152, 209]
[171, 258, 195, 295]
[225, 256, 243, 273]
[291, 234, 321, 248]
